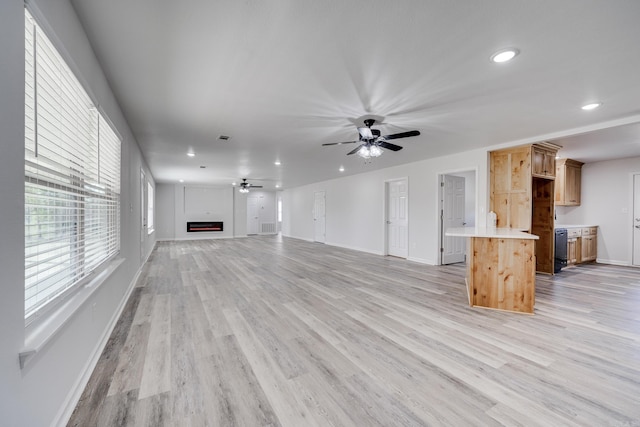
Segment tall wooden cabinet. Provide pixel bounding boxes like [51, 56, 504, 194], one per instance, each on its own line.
[490, 145, 532, 230]
[555, 158, 583, 206]
[490, 143, 559, 274]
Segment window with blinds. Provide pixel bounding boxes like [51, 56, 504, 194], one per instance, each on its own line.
[24, 9, 121, 324]
[147, 182, 154, 234]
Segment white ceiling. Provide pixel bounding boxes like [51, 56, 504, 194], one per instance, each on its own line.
[70, 0, 640, 190]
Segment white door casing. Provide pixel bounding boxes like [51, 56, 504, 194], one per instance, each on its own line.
[387, 179, 408, 258]
[247, 196, 260, 235]
[442, 174, 466, 264]
[314, 191, 326, 243]
[633, 173, 640, 266]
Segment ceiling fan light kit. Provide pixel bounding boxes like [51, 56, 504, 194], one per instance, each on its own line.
[358, 144, 383, 159]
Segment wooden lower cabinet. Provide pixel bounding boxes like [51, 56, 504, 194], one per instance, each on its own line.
[567, 238, 579, 265]
[565, 226, 597, 265]
[581, 235, 597, 262]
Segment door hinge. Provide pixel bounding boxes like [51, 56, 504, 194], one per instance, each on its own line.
[440, 181, 444, 187]
[440, 247, 444, 252]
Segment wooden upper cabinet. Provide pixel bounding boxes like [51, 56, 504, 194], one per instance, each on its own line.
[532, 146, 556, 179]
[555, 158, 584, 206]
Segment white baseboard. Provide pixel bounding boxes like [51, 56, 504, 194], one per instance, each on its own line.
[281, 234, 314, 243]
[596, 258, 630, 266]
[324, 241, 384, 256]
[53, 249, 153, 427]
[407, 256, 436, 265]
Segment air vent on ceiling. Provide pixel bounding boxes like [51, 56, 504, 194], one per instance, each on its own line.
[218, 135, 231, 141]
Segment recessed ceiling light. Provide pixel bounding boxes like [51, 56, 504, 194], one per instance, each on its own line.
[339, 166, 345, 172]
[490, 48, 519, 63]
[275, 184, 280, 188]
[179, 179, 184, 183]
[581, 102, 602, 111]
[232, 182, 237, 186]
[274, 161, 281, 166]
[187, 152, 195, 157]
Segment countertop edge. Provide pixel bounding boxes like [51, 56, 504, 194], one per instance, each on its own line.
[445, 227, 539, 240]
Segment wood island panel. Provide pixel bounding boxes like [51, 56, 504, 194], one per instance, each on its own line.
[467, 236, 536, 314]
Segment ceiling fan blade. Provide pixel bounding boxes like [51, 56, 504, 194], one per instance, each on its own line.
[347, 144, 365, 155]
[322, 141, 358, 146]
[381, 130, 420, 140]
[378, 141, 403, 151]
[249, 185, 263, 188]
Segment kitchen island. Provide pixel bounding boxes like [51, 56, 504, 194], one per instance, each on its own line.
[445, 227, 539, 314]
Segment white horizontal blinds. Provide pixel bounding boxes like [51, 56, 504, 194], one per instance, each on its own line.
[84, 115, 121, 273]
[24, 9, 121, 322]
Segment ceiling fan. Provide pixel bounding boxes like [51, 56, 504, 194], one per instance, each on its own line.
[322, 119, 420, 158]
[238, 178, 262, 193]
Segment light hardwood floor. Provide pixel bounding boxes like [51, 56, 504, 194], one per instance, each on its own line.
[68, 236, 640, 426]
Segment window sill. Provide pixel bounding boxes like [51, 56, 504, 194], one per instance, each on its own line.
[19, 257, 125, 369]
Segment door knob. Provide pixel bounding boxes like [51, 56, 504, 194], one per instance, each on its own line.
[636, 225, 640, 229]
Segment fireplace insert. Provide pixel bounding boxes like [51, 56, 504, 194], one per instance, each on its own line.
[187, 221, 223, 232]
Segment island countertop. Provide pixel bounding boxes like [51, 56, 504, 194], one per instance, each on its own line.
[445, 227, 539, 240]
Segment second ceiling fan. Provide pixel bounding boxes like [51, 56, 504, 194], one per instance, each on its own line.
[238, 178, 262, 193]
[322, 119, 420, 158]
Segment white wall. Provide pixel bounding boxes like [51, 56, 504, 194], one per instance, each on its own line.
[0, 1, 155, 426]
[556, 155, 640, 265]
[282, 148, 489, 264]
[156, 183, 250, 240]
[155, 183, 176, 240]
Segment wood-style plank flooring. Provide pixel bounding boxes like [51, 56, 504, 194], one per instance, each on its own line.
[68, 236, 640, 426]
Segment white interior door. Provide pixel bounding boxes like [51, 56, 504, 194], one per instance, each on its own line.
[633, 174, 640, 266]
[387, 179, 408, 258]
[442, 174, 466, 264]
[247, 196, 260, 235]
[313, 191, 326, 243]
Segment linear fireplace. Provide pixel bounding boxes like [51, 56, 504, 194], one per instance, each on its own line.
[187, 221, 223, 232]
